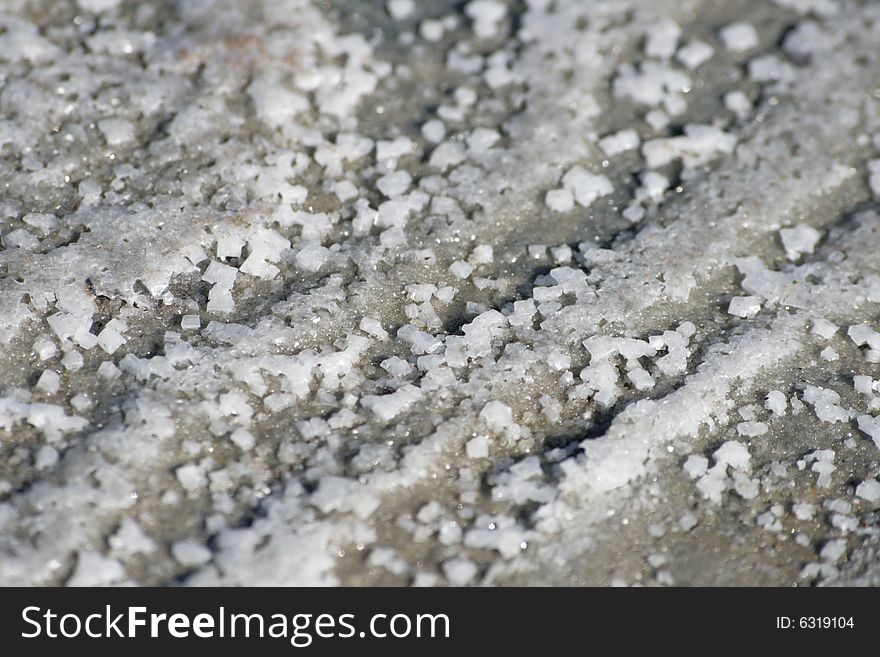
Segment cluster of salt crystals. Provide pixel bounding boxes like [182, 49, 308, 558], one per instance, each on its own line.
[686, 441, 759, 504]
[2, 0, 880, 590]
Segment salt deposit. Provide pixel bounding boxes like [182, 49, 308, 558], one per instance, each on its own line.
[1, 0, 880, 589]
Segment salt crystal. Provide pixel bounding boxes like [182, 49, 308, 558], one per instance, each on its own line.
[181, 314, 200, 330]
[480, 401, 514, 433]
[98, 118, 135, 146]
[442, 557, 477, 585]
[724, 90, 752, 115]
[713, 441, 751, 471]
[720, 22, 759, 52]
[562, 166, 613, 208]
[645, 19, 681, 59]
[421, 119, 446, 143]
[32, 336, 57, 361]
[35, 370, 60, 395]
[819, 539, 847, 563]
[779, 224, 821, 260]
[172, 540, 212, 567]
[68, 551, 125, 586]
[230, 428, 255, 451]
[176, 463, 206, 492]
[683, 454, 708, 478]
[676, 39, 714, 69]
[765, 390, 788, 416]
[35, 445, 59, 470]
[465, 0, 507, 39]
[847, 324, 880, 350]
[820, 347, 838, 361]
[449, 260, 474, 279]
[97, 361, 120, 380]
[855, 479, 880, 503]
[598, 129, 640, 156]
[360, 317, 388, 340]
[466, 435, 489, 459]
[545, 189, 574, 213]
[811, 317, 838, 339]
[868, 160, 880, 198]
[793, 503, 816, 520]
[728, 295, 762, 318]
[386, 0, 414, 20]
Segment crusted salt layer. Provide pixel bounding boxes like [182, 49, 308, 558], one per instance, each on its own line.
[1, 0, 880, 589]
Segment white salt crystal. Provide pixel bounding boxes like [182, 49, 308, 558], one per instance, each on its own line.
[765, 390, 788, 416]
[466, 435, 490, 459]
[645, 19, 681, 59]
[376, 136, 415, 166]
[683, 454, 708, 478]
[449, 260, 474, 279]
[728, 295, 762, 318]
[598, 129, 640, 156]
[679, 513, 698, 531]
[70, 394, 93, 412]
[853, 375, 875, 395]
[465, 0, 507, 39]
[97, 323, 126, 355]
[377, 170, 412, 198]
[176, 463, 206, 492]
[480, 401, 514, 433]
[97, 361, 120, 380]
[868, 160, 880, 198]
[724, 90, 752, 115]
[333, 180, 359, 202]
[856, 414, 880, 450]
[202, 261, 238, 287]
[181, 314, 200, 330]
[736, 421, 767, 437]
[172, 540, 212, 567]
[676, 39, 714, 69]
[421, 119, 446, 143]
[360, 316, 388, 340]
[76, 0, 122, 12]
[819, 539, 847, 563]
[68, 551, 125, 586]
[35, 445, 59, 470]
[713, 441, 751, 471]
[32, 336, 57, 361]
[848, 324, 880, 350]
[429, 142, 465, 171]
[627, 368, 654, 391]
[470, 244, 494, 265]
[230, 428, 255, 451]
[467, 128, 499, 154]
[386, 0, 414, 20]
[109, 518, 156, 557]
[779, 224, 821, 260]
[792, 503, 815, 520]
[35, 370, 60, 395]
[855, 479, 880, 503]
[820, 347, 838, 361]
[61, 350, 83, 371]
[545, 189, 574, 213]
[720, 22, 759, 52]
[804, 385, 852, 423]
[98, 118, 135, 146]
[442, 557, 477, 585]
[811, 317, 838, 339]
[562, 166, 613, 208]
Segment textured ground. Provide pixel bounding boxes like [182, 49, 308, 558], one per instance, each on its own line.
[1, 0, 880, 586]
